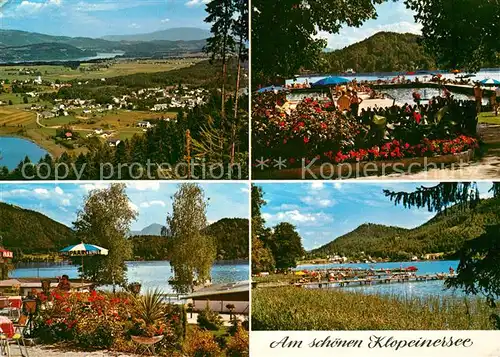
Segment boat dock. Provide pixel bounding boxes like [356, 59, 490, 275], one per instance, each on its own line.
[255, 273, 455, 290]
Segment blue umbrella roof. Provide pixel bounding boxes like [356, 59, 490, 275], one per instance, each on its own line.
[257, 86, 285, 93]
[312, 76, 350, 86]
[479, 78, 500, 84]
[60, 243, 108, 255]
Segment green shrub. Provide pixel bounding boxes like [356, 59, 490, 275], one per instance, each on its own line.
[197, 304, 223, 331]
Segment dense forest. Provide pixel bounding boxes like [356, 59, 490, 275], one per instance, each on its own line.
[319, 32, 436, 73]
[131, 218, 249, 261]
[316, 32, 500, 74]
[203, 218, 249, 260]
[310, 197, 500, 260]
[0, 202, 77, 254]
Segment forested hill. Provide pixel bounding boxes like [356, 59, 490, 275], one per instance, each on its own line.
[130, 218, 249, 261]
[320, 32, 437, 73]
[310, 198, 500, 260]
[203, 218, 249, 260]
[0, 202, 77, 254]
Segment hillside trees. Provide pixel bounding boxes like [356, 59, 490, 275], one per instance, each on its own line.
[384, 182, 500, 328]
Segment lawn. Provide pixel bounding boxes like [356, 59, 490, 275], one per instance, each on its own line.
[478, 112, 500, 125]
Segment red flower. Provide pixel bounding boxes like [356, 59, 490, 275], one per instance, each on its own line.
[303, 137, 309, 144]
[279, 121, 285, 128]
[320, 122, 327, 129]
[46, 319, 53, 326]
[289, 158, 296, 164]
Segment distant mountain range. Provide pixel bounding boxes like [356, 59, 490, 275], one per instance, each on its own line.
[310, 198, 500, 260]
[0, 28, 208, 62]
[101, 27, 210, 42]
[130, 223, 165, 237]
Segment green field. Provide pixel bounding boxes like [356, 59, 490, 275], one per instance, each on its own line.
[478, 112, 500, 125]
[0, 58, 202, 82]
[252, 286, 498, 330]
[0, 104, 178, 155]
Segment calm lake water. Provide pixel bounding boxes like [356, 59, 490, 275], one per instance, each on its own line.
[297, 260, 468, 298]
[0, 137, 49, 170]
[11, 261, 249, 294]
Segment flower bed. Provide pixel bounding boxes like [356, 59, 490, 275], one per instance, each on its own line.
[252, 92, 479, 170]
[33, 290, 249, 356]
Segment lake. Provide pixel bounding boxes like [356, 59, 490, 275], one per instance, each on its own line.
[297, 260, 468, 298]
[10, 261, 249, 294]
[0, 137, 49, 170]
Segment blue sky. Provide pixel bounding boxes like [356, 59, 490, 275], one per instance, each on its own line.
[0, 0, 211, 38]
[258, 182, 495, 251]
[319, 1, 421, 49]
[0, 182, 249, 231]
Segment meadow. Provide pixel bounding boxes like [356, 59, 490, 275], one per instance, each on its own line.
[0, 58, 203, 81]
[252, 286, 498, 331]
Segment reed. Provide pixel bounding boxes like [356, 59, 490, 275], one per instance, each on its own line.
[252, 286, 498, 331]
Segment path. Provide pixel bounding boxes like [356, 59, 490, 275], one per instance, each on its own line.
[25, 346, 137, 357]
[359, 122, 500, 180]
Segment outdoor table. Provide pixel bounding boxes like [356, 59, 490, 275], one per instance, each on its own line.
[131, 335, 164, 356]
[0, 316, 14, 338]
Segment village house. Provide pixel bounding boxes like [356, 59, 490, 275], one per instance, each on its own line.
[41, 111, 55, 119]
[107, 139, 121, 147]
[137, 121, 152, 128]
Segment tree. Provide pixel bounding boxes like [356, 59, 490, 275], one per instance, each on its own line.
[204, 0, 236, 117]
[405, 0, 500, 72]
[166, 183, 217, 293]
[251, 185, 275, 273]
[252, 0, 388, 85]
[23, 96, 28, 104]
[230, 0, 249, 164]
[270, 222, 304, 271]
[73, 183, 136, 292]
[384, 182, 500, 328]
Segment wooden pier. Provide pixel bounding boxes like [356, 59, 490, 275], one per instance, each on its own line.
[256, 273, 455, 290]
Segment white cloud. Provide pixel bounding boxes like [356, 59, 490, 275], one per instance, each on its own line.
[33, 188, 50, 197]
[139, 200, 166, 208]
[80, 183, 109, 192]
[161, 18, 170, 23]
[311, 182, 324, 190]
[129, 23, 140, 29]
[264, 210, 333, 225]
[61, 198, 71, 206]
[7, 0, 62, 16]
[130, 182, 161, 191]
[128, 201, 139, 212]
[55, 187, 64, 195]
[240, 187, 250, 193]
[185, 0, 210, 7]
[301, 196, 336, 207]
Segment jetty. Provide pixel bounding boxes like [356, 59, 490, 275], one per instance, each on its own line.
[255, 273, 455, 290]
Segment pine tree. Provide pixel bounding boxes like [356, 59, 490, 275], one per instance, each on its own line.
[204, 0, 236, 117]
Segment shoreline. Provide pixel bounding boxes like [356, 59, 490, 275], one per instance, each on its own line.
[0, 132, 56, 161]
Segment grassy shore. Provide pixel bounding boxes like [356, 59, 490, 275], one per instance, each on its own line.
[252, 286, 498, 330]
